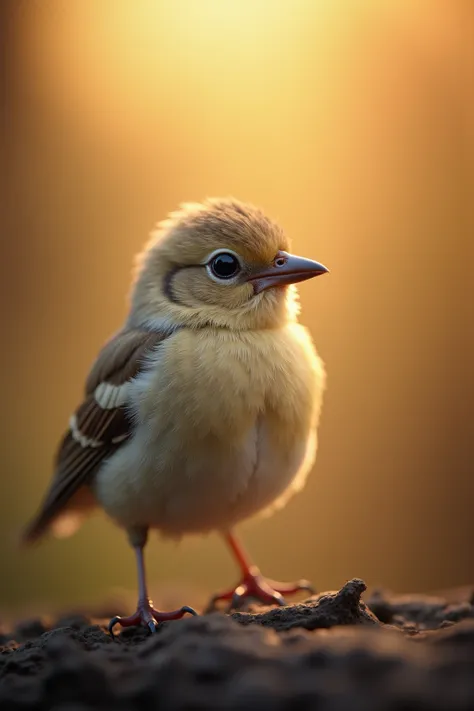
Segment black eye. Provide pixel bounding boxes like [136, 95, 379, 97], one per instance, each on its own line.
[210, 252, 241, 280]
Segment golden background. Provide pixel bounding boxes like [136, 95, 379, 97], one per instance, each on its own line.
[1, 0, 473, 614]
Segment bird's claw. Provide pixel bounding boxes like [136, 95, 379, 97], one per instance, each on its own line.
[229, 586, 285, 612]
[207, 570, 316, 612]
[292, 580, 315, 596]
[148, 620, 158, 634]
[108, 601, 198, 638]
[108, 616, 123, 638]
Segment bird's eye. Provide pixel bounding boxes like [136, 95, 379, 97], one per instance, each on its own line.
[209, 252, 241, 280]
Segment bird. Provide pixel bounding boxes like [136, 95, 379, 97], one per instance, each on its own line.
[22, 197, 328, 635]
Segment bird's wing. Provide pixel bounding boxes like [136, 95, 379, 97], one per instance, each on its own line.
[22, 328, 169, 543]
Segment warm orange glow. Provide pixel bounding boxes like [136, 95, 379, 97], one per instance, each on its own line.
[22, 0, 309, 141]
[2, 0, 473, 613]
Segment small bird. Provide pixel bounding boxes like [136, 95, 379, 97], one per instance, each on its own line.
[23, 198, 328, 635]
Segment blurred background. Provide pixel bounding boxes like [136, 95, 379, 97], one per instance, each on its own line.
[1, 0, 473, 614]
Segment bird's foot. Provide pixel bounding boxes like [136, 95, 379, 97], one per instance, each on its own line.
[207, 565, 315, 612]
[108, 599, 197, 637]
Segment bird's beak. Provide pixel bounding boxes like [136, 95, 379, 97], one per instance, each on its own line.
[247, 251, 329, 295]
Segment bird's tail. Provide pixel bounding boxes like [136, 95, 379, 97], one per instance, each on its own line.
[20, 506, 90, 547]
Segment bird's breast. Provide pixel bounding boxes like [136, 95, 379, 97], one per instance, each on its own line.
[132, 323, 323, 443]
[95, 324, 325, 533]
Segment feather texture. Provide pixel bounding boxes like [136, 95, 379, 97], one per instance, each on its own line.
[22, 329, 169, 543]
[23, 198, 327, 549]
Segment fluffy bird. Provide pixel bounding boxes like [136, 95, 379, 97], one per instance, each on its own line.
[23, 198, 328, 635]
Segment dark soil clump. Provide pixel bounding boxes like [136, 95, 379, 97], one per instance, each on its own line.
[1, 578, 473, 710]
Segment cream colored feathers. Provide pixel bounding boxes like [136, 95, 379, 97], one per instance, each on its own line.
[23, 197, 328, 632]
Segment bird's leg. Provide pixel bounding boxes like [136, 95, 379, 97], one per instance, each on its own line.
[108, 527, 197, 637]
[207, 531, 315, 612]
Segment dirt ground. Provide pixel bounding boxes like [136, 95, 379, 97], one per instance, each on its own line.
[1, 578, 473, 710]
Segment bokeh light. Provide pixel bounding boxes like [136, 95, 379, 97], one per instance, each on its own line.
[1, 0, 473, 613]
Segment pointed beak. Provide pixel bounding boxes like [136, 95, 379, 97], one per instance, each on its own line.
[247, 251, 329, 295]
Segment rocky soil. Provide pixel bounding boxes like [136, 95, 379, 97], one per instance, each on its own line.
[1, 578, 474, 710]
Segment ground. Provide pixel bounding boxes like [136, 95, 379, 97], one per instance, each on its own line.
[1, 578, 473, 710]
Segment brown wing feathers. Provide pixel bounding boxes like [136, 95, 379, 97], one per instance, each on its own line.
[22, 329, 167, 543]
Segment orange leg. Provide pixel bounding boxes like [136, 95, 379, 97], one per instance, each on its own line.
[207, 531, 315, 611]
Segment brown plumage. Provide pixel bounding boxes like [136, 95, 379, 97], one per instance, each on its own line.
[23, 329, 168, 542]
[23, 197, 328, 635]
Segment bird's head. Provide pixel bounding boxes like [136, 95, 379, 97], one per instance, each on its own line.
[129, 198, 328, 331]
